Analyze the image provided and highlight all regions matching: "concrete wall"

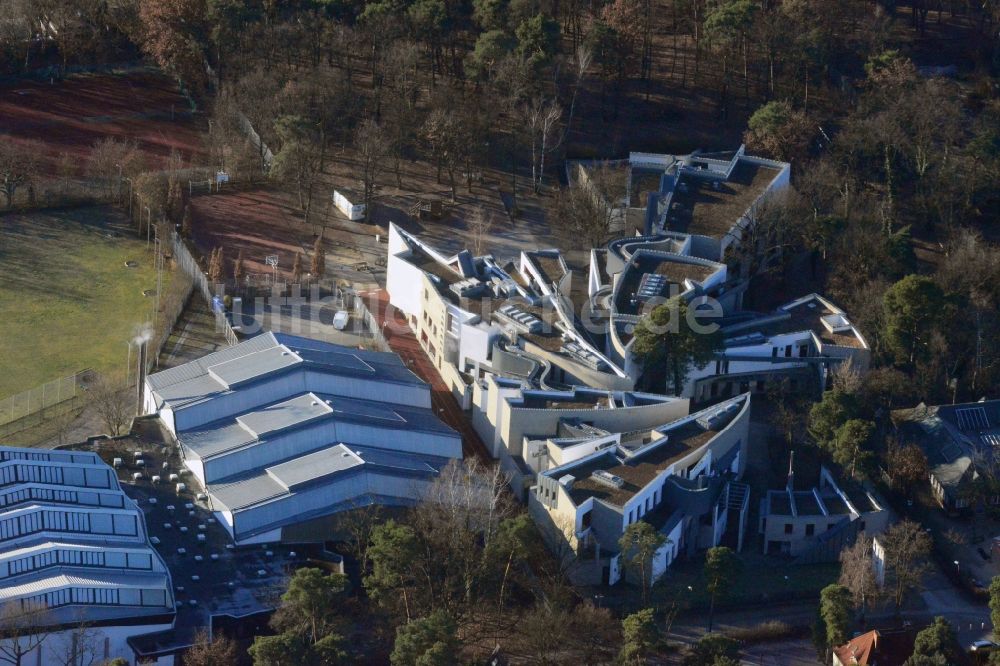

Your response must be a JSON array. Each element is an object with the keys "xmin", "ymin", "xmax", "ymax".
[{"xmin": 497, "ymin": 394, "xmax": 688, "ymax": 458}]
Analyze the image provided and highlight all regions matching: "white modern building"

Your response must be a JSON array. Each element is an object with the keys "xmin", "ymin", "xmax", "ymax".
[
  {"xmin": 386, "ymin": 224, "xmax": 632, "ymax": 404},
  {"xmin": 471, "ymin": 375, "xmax": 689, "ymax": 485},
  {"xmin": 528, "ymin": 394, "xmax": 752, "ymax": 585},
  {"xmin": 0, "ymin": 446, "xmax": 174, "ymax": 665},
  {"xmin": 684, "ymin": 293, "xmax": 871, "ymax": 401},
  {"xmin": 759, "ymin": 465, "xmax": 888, "ymax": 559},
  {"xmin": 143, "ymin": 332, "xmax": 463, "ymax": 545},
  {"xmin": 568, "ymin": 145, "xmax": 792, "ymax": 262}
]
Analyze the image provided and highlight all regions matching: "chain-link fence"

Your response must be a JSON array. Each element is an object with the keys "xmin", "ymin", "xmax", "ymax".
[
  {"xmin": 0, "ymin": 369, "xmax": 95, "ymax": 436},
  {"xmin": 171, "ymin": 231, "xmax": 239, "ymax": 346}
]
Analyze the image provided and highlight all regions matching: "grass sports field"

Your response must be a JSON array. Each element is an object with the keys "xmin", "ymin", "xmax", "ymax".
[{"xmin": 0, "ymin": 207, "xmax": 162, "ymax": 399}]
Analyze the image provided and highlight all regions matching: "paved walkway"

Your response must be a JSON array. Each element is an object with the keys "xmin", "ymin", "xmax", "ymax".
[{"xmin": 361, "ymin": 289, "xmax": 491, "ymax": 462}]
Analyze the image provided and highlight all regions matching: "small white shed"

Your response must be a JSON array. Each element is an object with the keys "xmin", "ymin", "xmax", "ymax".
[{"xmin": 333, "ymin": 190, "xmax": 365, "ymax": 221}]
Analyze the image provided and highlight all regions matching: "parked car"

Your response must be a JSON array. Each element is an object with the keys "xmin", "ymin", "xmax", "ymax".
[
  {"xmin": 971, "ymin": 639, "xmax": 998, "ymax": 652},
  {"xmin": 333, "ymin": 310, "xmax": 350, "ymax": 330}
]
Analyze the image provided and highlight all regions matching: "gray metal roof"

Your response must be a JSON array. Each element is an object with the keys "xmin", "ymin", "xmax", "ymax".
[
  {"xmin": 236, "ymin": 393, "xmax": 333, "ymax": 439},
  {"xmin": 181, "ymin": 392, "xmax": 457, "ymax": 460},
  {"xmin": 208, "ymin": 443, "xmax": 449, "ymax": 512},
  {"xmin": 147, "ymin": 332, "xmax": 428, "ymax": 411},
  {"xmin": 267, "ymin": 444, "xmax": 364, "ymax": 491}
]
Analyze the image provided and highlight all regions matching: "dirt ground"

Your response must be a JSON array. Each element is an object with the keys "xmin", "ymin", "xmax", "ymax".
[
  {"xmin": 188, "ymin": 144, "xmax": 563, "ymax": 299},
  {"xmin": 0, "ymin": 68, "xmax": 206, "ymax": 175}
]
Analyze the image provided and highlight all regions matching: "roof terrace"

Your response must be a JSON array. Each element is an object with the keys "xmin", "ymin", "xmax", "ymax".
[
  {"xmin": 614, "ymin": 253, "xmax": 719, "ymax": 316},
  {"xmin": 667, "ymin": 161, "xmax": 780, "ymax": 238},
  {"xmin": 567, "ymin": 423, "xmax": 719, "ymax": 506}
]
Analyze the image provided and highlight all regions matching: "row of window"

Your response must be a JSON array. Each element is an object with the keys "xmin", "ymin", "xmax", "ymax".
[
  {"xmin": 0, "ymin": 486, "xmax": 124, "ymax": 511},
  {"xmin": 0, "ymin": 463, "xmax": 64, "ymax": 487},
  {"xmin": 0, "ymin": 509, "xmax": 138, "ymax": 542},
  {"xmin": 19, "ymin": 586, "xmax": 168, "ymax": 612},
  {"xmin": 3, "ymin": 547, "xmax": 154, "ymax": 578},
  {"xmin": 625, "ymin": 488, "xmax": 662, "ymax": 526},
  {"xmin": 771, "ymin": 344, "xmax": 810, "ymax": 359},
  {"xmin": 767, "ymin": 518, "xmax": 864, "ymax": 537}
]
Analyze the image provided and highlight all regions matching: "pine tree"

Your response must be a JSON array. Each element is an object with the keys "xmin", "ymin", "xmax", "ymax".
[{"xmin": 310, "ymin": 236, "xmax": 325, "ymax": 279}]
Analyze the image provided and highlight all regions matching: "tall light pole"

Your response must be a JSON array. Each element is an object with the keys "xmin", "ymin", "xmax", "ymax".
[{"xmin": 124, "ymin": 177, "xmax": 134, "ymax": 217}]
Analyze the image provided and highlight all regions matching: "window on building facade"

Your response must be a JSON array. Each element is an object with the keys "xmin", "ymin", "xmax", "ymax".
[{"xmin": 784, "ymin": 523, "xmax": 793, "ymax": 534}]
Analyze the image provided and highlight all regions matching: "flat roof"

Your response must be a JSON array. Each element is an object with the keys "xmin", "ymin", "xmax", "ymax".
[
  {"xmin": 267, "ymin": 444, "xmax": 364, "ymax": 491},
  {"xmin": 614, "ymin": 252, "xmax": 722, "ymax": 316},
  {"xmin": 550, "ymin": 395, "xmax": 747, "ymax": 507},
  {"xmin": 723, "ymin": 295, "xmax": 867, "ymax": 350},
  {"xmin": 667, "ymin": 161, "xmax": 780, "ymax": 238},
  {"xmin": 208, "ymin": 345, "xmax": 302, "ymax": 387},
  {"xmin": 568, "ymin": 425, "xmax": 719, "ymax": 506},
  {"xmin": 528, "ymin": 252, "xmax": 567, "ymax": 285},
  {"xmin": 235, "ymin": 393, "xmax": 333, "ymax": 439}
]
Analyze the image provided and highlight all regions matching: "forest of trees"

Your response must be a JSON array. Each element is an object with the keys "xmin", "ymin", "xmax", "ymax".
[
  {"xmin": 2, "ymin": 1, "xmax": 1000, "ymax": 661},
  {"xmin": 4, "ymin": 0, "xmax": 997, "ymax": 402}
]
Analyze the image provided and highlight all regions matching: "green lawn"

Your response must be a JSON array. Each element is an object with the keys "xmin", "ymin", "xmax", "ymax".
[
  {"xmin": 651, "ymin": 555, "xmax": 840, "ymax": 611},
  {"xmin": 0, "ymin": 207, "xmax": 162, "ymax": 399}
]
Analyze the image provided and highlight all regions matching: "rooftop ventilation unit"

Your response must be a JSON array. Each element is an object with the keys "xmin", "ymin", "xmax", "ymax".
[
  {"xmin": 696, "ymin": 401, "xmax": 741, "ymax": 431},
  {"xmin": 449, "ymin": 277, "xmax": 489, "ymax": 299},
  {"xmin": 562, "ymin": 341, "xmax": 609, "ymax": 372},
  {"xmin": 558, "ymin": 474, "xmax": 575, "ymax": 489},
  {"xmin": 633, "ymin": 273, "xmax": 670, "ymax": 305},
  {"xmin": 590, "ymin": 469, "xmax": 625, "ymax": 489},
  {"xmin": 494, "ymin": 304, "xmax": 544, "ymax": 334}
]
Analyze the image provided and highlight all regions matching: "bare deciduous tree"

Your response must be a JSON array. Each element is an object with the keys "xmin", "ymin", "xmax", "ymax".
[
  {"xmin": 90, "ymin": 374, "xmax": 132, "ymax": 437},
  {"xmin": 356, "ymin": 119, "xmax": 389, "ymax": 221},
  {"xmin": 468, "ymin": 207, "xmax": 494, "ymax": 256},
  {"xmin": 182, "ymin": 630, "xmax": 239, "ymax": 666},
  {"xmin": 838, "ymin": 535, "xmax": 880, "ymax": 617},
  {"xmin": 881, "ymin": 519, "xmax": 932, "ymax": 610},
  {"xmin": 552, "ymin": 162, "xmax": 627, "ymax": 249},
  {"xmin": 0, "ymin": 602, "xmax": 51, "ymax": 666},
  {"xmin": 85, "ymin": 138, "xmax": 143, "ymax": 200},
  {"xmin": 48, "ymin": 618, "xmax": 101, "ymax": 666},
  {"xmin": 525, "ymin": 96, "xmax": 562, "ymax": 193},
  {"xmin": 0, "ymin": 140, "xmax": 41, "ymax": 209}
]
